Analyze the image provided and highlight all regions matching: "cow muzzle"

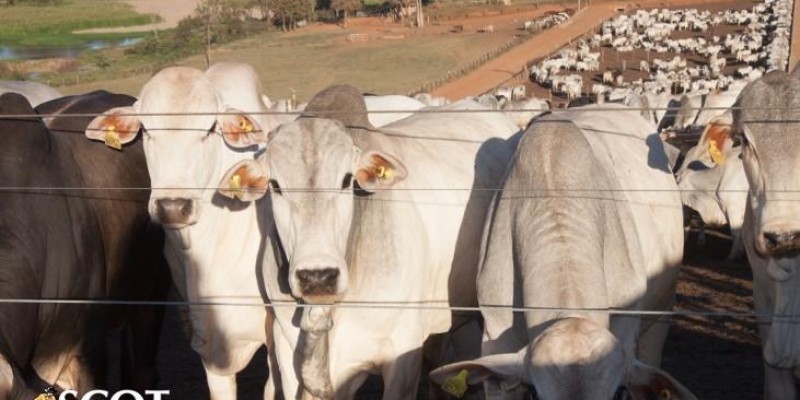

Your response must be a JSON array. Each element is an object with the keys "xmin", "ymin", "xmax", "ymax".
[
  {"xmin": 757, "ymin": 230, "xmax": 800, "ymax": 260},
  {"xmin": 295, "ymin": 268, "xmax": 341, "ymax": 303},
  {"xmin": 154, "ymin": 198, "xmax": 198, "ymax": 229}
]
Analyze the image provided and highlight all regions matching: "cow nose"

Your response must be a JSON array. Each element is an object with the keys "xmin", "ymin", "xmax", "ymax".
[
  {"xmin": 155, "ymin": 198, "xmax": 195, "ymax": 227},
  {"xmin": 762, "ymin": 231, "xmax": 800, "ymax": 257},
  {"xmin": 296, "ymin": 268, "xmax": 340, "ymax": 297}
]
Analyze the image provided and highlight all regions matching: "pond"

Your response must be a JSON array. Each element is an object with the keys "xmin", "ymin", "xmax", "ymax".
[{"xmin": 0, "ymin": 37, "xmax": 143, "ymax": 61}]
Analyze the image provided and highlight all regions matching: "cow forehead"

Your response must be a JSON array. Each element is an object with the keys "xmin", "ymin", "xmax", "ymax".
[
  {"xmin": 138, "ymin": 68, "xmax": 220, "ymax": 133},
  {"xmin": 268, "ymin": 118, "xmax": 355, "ymax": 179}
]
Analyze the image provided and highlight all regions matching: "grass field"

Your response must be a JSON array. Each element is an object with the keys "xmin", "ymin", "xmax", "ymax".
[
  {"xmin": 0, "ymin": 0, "xmax": 160, "ymax": 47},
  {"xmin": 60, "ymin": 27, "xmax": 514, "ymax": 101}
]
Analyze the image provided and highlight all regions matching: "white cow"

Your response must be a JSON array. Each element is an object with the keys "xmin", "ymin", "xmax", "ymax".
[
  {"xmin": 0, "ymin": 80, "xmax": 62, "ymax": 107},
  {"xmin": 726, "ymin": 71, "xmax": 800, "ymax": 399},
  {"xmin": 673, "ymin": 90, "xmax": 738, "ymax": 131},
  {"xmin": 363, "ymin": 94, "xmax": 425, "ymax": 127},
  {"xmin": 218, "ymin": 85, "xmax": 520, "ymax": 399},
  {"xmin": 84, "ymin": 63, "xmax": 280, "ymax": 400},
  {"xmin": 430, "ymin": 105, "xmax": 694, "ymax": 400},
  {"xmin": 675, "ymin": 113, "xmax": 747, "ymax": 259},
  {"xmin": 501, "ymin": 97, "xmax": 550, "ymax": 129}
]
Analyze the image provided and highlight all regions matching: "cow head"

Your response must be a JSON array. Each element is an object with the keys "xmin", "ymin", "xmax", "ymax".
[
  {"xmin": 430, "ymin": 318, "xmax": 696, "ymax": 400},
  {"xmin": 85, "ymin": 66, "xmax": 264, "ymax": 234},
  {"xmin": 734, "ymin": 72, "xmax": 800, "ymax": 262},
  {"xmin": 733, "ymin": 71, "xmax": 800, "ymax": 368},
  {"xmin": 217, "ymin": 116, "xmax": 406, "ymax": 302},
  {"xmin": 675, "ymin": 113, "xmax": 738, "ymax": 228}
]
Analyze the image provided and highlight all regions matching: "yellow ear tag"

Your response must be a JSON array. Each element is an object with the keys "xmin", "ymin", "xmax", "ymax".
[
  {"xmin": 238, "ymin": 117, "xmax": 253, "ymax": 133},
  {"xmin": 376, "ymin": 165, "xmax": 394, "ymax": 181},
  {"xmin": 440, "ymin": 369, "xmax": 469, "ymax": 398},
  {"xmin": 229, "ymin": 173, "xmax": 243, "ymax": 200},
  {"xmin": 660, "ymin": 388, "xmax": 671, "ymax": 400},
  {"xmin": 104, "ymin": 125, "xmax": 122, "ymax": 150},
  {"xmin": 708, "ymin": 140, "xmax": 725, "ymax": 165},
  {"xmin": 34, "ymin": 388, "xmax": 56, "ymax": 400}
]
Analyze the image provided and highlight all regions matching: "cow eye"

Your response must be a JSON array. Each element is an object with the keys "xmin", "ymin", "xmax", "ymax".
[
  {"xmin": 613, "ymin": 386, "xmax": 629, "ymax": 400},
  {"xmin": 269, "ymin": 179, "xmax": 282, "ymax": 195},
  {"xmin": 341, "ymin": 173, "xmax": 353, "ymax": 190}
]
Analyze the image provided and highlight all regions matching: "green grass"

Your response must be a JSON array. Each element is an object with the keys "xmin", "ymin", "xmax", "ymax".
[
  {"xmin": 59, "ymin": 27, "xmax": 512, "ymax": 100},
  {"xmin": 0, "ymin": 0, "xmax": 161, "ymax": 47}
]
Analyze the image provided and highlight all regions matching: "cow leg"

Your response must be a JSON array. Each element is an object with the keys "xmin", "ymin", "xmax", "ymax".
[
  {"xmin": 763, "ymin": 364, "xmax": 796, "ymax": 400},
  {"xmin": 380, "ymin": 348, "xmax": 423, "ymax": 400},
  {"xmin": 0, "ymin": 354, "xmax": 13, "ymax": 398},
  {"xmin": 331, "ymin": 369, "xmax": 368, "ymax": 400},
  {"xmin": 0, "ymin": 356, "xmax": 35, "ymax": 400},
  {"xmin": 636, "ymin": 316, "xmax": 671, "ymax": 367},
  {"xmin": 275, "ymin": 328, "xmax": 301, "ymax": 400},
  {"xmin": 264, "ymin": 310, "xmax": 281, "ymax": 400},
  {"xmin": 56, "ymin": 353, "xmax": 94, "ymax": 395},
  {"xmin": 202, "ymin": 367, "xmax": 236, "ymax": 400},
  {"xmin": 128, "ymin": 303, "xmax": 167, "ymax": 391}
]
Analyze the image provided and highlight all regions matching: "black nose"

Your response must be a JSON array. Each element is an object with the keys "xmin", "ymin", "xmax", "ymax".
[
  {"xmin": 763, "ymin": 231, "xmax": 800, "ymax": 257},
  {"xmin": 296, "ymin": 268, "xmax": 340, "ymax": 297},
  {"xmin": 155, "ymin": 198, "xmax": 194, "ymax": 225}
]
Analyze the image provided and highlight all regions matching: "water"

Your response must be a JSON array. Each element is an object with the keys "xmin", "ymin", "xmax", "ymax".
[{"xmin": 0, "ymin": 37, "xmax": 143, "ymax": 61}]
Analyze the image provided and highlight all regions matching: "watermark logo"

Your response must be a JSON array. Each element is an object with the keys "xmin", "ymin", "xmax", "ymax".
[{"xmin": 57, "ymin": 390, "xmax": 169, "ymax": 400}]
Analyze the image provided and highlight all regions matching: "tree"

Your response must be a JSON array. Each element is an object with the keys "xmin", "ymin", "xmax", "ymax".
[
  {"xmin": 330, "ymin": 0, "xmax": 360, "ymax": 27},
  {"xmin": 272, "ymin": 0, "xmax": 315, "ymax": 31}
]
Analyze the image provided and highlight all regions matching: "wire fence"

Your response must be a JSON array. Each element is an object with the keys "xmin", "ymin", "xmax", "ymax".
[
  {"xmin": 1, "ymin": 104, "xmax": 800, "ymax": 119},
  {"xmin": 0, "ymin": 298, "xmax": 792, "ymax": 322},
  {"xmin": 1, "ymin": 103, "xmax": 798, "ymax": 320}
]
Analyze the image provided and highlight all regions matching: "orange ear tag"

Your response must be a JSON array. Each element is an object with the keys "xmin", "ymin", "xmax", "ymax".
[{"xmin": 104, "ymin": 125, "xmax": 122, "ymax": 151}]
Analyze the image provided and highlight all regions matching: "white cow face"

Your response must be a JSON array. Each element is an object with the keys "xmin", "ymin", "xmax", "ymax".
[
  {"xmin": 675, "ymin": 114, "xmax": 736, "ymax": 227},
  {"xmin": 217, "ymin": 118, "xmax": 406, "ymax": 303},
  {"xmin": 430, "ymin": 318, "xmax": 696, "ymax": 400},
  {"xmin": 732, "ymin": 72, "xmax": 800, "ymax": 368},
  {"xmin": 734, "ymin": 81, "xmax": 800, "ymax": 263},
  {"xmin": 85, "ymin": 67, "xmax": 264, "ymax": 232}
]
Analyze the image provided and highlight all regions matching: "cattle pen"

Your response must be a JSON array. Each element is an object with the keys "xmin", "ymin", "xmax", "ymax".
[{"xmin": 0, "ymin": 0, "xmax": 800, "ymax": 400}]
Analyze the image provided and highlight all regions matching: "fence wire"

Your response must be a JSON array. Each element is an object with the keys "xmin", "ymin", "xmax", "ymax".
[
  {"xmin": 0, "ymin": 298, "xmax": 793, "ymax": 323},
  {"xmin": 1, "ymin": 104, "xmax": 798, "ymax": 320},
  {"xmin": 0, "ymin": 104, "xmax": 800, "ymax": 119}
]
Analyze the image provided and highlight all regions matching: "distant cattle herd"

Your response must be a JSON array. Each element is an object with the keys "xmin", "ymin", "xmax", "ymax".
[{"xmin": 0, "ymin": 0, "xmax": 799, "ymax": 399}]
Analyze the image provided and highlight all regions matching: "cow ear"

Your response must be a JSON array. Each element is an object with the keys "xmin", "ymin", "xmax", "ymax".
[
  {"xmin": 218, "ymin": 159, "xmax": 269, "ymax": 202},
  {"xmin": 429, "ymin": 353, "xmax": 526, "ymax": 397},
  {"xmin": 626, "ymin": 360, "xmax": 698, "ymax": 400},
  {"xmin": 85, "ymin": 106, "xmax": 141, "ymax": 151},
  {"xmin": 699, "ymin": 116, "xmax": 732, "ymax": 165},
  {"xmin": 218, "ymin": 107, "xmax": 265, "ymax": 148},
  {"xmin": 354, "ymin": 150, "xmax": 407, "ymax": 192}
]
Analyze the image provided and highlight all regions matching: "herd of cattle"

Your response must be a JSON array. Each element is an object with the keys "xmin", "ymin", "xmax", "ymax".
[
  {"xmin": 526, "ymin": 0, "xmax": 791, "ymax": 108},
  {"xmin": 1, "ymin": 16, "xmax": 800, "ymax": 400}
]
